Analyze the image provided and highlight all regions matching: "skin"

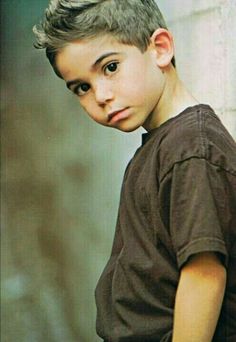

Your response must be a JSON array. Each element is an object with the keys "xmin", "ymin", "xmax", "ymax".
[
  {"xmin": 56, "ymin": 30, "xmax": 227, "ymax": 340},
  {"xmin": 173, "ymin": 252, "xmax": 226, "ymax": 342},
  {"xmin": 56, "ymin": 29, "xmax": 198, "ymax": 132}
]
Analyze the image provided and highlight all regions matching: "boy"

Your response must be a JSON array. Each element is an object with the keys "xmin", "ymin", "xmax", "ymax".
[{"xmin": 33, "ymin": 1, "xmax": 236, "ymax": 341}]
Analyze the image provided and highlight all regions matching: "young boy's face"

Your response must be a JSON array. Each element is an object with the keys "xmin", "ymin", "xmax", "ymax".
[{"xmin": 56, "ymin": 35, "xmax": 165, "ymax": 132}]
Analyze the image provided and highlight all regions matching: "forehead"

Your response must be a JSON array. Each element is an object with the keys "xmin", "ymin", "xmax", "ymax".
[{"xmin": 56, "ymin": 35, "xmax": 129, "ymax": 80}]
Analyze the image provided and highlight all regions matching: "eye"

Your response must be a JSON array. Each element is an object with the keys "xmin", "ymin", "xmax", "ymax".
[
  {"xmin": 104, "ymin": 62, "xmax": 119, "ymax": 75},
  {"xmin": 74, "ymin": 83, "xmax": 90, "ymax": 96}
]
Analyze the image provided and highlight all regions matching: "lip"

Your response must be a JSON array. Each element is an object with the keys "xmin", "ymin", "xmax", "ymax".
[{"xmin": 108, "ymin": 107, "xmax": 130, "ymax": 123}]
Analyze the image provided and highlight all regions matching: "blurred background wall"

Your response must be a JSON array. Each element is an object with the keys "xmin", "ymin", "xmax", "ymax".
[{"xmin": 1, "ymin": 1, "xmax": 235, "ymax": 341}]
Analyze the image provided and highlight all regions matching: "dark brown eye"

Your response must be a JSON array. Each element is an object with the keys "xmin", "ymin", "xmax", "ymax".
[
  {"xmin": 105, "ymin": 62, "xmax": 119, "ymax": 75},
  {"xmin": 107, "ymin": 62, "xmax": 118, "ymax": 72},
  {"xmin": 81, "ymin": 83, "xmax": 90, "ymax": 92},
  {"xmin": 75, "ymin": 83, "xmax": 90, "ymax": 96}
]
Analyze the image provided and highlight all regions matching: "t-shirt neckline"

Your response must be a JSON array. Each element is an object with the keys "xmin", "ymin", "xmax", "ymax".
[{"xmin": 141, "ymin": 104, "xmax": 216, "ymax": 146}]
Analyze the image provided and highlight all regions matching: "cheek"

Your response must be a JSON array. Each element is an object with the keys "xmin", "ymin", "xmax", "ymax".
[
  {"xmin": 118, "ymin": 72, "xmax": 145, "ymax": 101},
  {"xmin": 120, "ymin": 63, "xmax": 157, "ymax": 103},
  {"xmin": 80, "ymin": 98, "xmax": 104, "ymax": 122},
  {"xmin": 121, "ymin": 78, "xmax": 151, "ymax": 105},
  {"xmin": 80, "ymin": 97, "xmax": 96, "ymax": 115}
]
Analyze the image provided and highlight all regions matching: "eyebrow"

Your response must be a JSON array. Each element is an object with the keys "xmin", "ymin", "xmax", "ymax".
[
  {"xmin": 93, "ymin": 52, "xmax": 120, "ymax": 68},
  {"xmin": 66, "ymin": 52, "xmax": 120, "ymax": 90}
]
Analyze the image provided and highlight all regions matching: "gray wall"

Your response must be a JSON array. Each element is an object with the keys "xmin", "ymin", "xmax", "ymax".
[
  {"xmin": 1, "ymin": 1, "xmax": 235, "ymax": 342},
  {"xmin": 158, "ymin": 0, "xmax": 236, "ymax": 135}
]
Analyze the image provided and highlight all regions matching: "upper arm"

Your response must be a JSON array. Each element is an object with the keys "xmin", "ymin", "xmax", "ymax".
[
  {"xmin": 166, "ymin": 158, "xmax": 231, "ymax": 269},
  {"xmin": 179, "ymin": 252, "xmax": 227, "ymax": 293},
  {"xmin": 173, "ymin": 252, "xmax": 227, "ymax": 342}
]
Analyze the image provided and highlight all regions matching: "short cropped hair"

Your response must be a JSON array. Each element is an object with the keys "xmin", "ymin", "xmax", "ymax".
[{"xmin": 33, "ymin": 0, "xmax": 175, "ymax": 77}]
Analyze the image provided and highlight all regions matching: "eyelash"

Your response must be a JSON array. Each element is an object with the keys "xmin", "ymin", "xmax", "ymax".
[{"xmin": 73, "ymin": 61, "xmax": 120, "ymax": 97}]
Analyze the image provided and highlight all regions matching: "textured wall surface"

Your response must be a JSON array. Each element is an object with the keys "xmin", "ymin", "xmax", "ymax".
[
  {"xmin": 1, "ymin": 1, "xmax": 235, "ymax": 342},
  {"xmin": 158, "ymin": 0, "xmax": 236, "ymax": 136}
]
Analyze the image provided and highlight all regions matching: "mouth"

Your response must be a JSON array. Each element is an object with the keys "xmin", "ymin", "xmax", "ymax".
[{"xmin": 107, "ymin": 107, "xmax": 130, "ymax": 123}]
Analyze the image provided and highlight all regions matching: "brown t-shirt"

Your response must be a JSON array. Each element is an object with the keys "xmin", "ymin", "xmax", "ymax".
[{"xmin": 95, "ymin": 104, "xmax": 236, "ymax": 342}]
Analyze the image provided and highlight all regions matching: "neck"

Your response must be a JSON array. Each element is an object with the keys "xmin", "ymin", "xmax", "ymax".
[{"xmin": 143, "ymin": 66, "xmax": 199, "ymax": 131}]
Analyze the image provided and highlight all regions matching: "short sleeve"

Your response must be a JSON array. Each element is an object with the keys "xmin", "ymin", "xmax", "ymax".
[{"xmin": 167, "ymin": 157, "xmax": 232, "ymax": 269}]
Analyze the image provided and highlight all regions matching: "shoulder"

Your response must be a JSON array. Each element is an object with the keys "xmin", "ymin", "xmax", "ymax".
[{"xmin": 152, "ymin": 104, "xmax": 236, "ymax": 180}]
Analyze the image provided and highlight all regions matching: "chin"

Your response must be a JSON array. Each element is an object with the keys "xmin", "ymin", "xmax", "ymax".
[
  {"xmin": 113, "ymin": 117, "xmax": 144, "ymax": 133},
  {"xmin": 115, "ymin": 122, "xmax": 142, "ymax": 133}
]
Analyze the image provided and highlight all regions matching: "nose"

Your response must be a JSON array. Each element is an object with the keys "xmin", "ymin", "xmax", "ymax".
[{"xmin": 94, "ymin": 80, "xmax": 114, "ymax": 105}]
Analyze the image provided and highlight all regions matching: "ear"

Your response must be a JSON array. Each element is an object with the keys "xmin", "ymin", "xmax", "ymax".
[{"xmin": 150, "ymin": 28, "xmax": 174, "ymax": 68}]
